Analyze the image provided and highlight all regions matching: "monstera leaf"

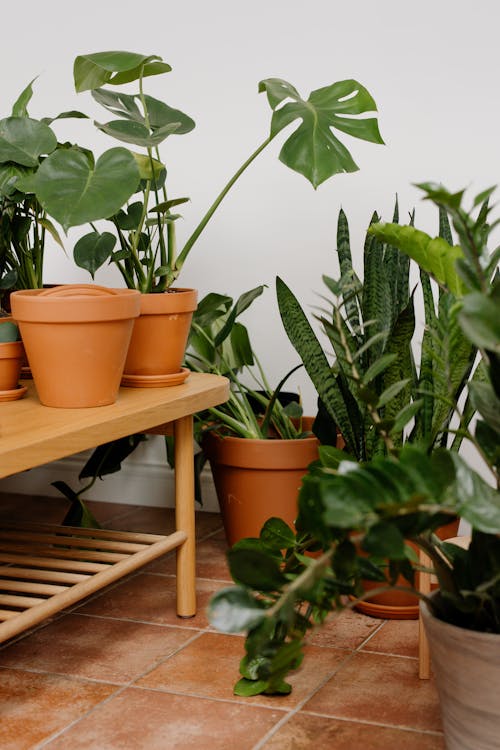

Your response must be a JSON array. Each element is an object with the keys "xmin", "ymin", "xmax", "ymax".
[
  {"xmin": 22, "ymin": 147, "xmax": 140, "ymax": 231},
  {"xmin": 0, "ymin": 117, "xmax": 57, "ymax": 167},
  {"xmin": 74, "ymin": 51, "xmax": 172, "ymax": 92},
  {"xmin": 258, "ymin": 78, "xmax": 384, "ymax": 188}
]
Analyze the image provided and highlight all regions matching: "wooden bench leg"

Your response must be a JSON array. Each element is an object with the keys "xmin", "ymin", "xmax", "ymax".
[
  {"xmin": 174, "ymin": 415, "xmax": 196, "ymax": 618},
  {"xmin": 418, "ymin": 548, "xmax": 431, "ymax": 679}
]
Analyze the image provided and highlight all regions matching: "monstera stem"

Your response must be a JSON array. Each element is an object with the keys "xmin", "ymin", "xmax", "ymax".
[{"xmin": 175, "ymin": 135, "xmax": 275, "ymax": 274}]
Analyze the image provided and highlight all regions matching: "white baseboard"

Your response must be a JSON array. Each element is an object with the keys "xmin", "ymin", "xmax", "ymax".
[{"xmin": 0, "ymin": 454, "xmax": 221, "ymax": 513}]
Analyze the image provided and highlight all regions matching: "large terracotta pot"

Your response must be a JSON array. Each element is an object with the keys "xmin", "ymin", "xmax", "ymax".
[
  {"xmin": 11, "ymin": 284, "xmax": 141, "ymax": 408},
  {"xmin": 203, "ymin": 418, "xmax": 319, "ymax": 546},
  {"xmin": 421, "ymin": 597, "xmax": 500, "ymax": 750},
  {"xmin": 354, "ymin": 518, "xmax": 461, "ymax": 620},
  {"xmin": 122, "ymin": 288, "xmax": 197, "ymax": 387}
]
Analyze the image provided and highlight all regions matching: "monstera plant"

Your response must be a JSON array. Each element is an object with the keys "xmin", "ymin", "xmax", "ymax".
[{"xmin": 39, "ymin": 50, "xmax": 386, "ymax": 292}]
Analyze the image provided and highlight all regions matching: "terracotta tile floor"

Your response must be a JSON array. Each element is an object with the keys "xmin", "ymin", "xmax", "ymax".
[{"xmin": 0, "ymin": 493, "xmax": 445, "ymax": 749}]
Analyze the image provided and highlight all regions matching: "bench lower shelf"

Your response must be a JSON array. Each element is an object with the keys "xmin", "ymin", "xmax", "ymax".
[{"xmin": 0, "ymin": 522, "xmax": 185, "ymax": 643}]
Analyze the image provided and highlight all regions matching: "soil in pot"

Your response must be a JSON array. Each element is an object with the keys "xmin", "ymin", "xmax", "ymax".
[
  {"xmin": 123, "ymin": 288, "xmax": 197, "ymax": 386},
  {"xmin": 11, "ymin": 285, "xmax": 141, "ymax": 408}
]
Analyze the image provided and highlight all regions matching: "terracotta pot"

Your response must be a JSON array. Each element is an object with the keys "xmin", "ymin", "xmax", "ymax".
[
  {"xmin": 122, "ymin": 288, "xmax": 197, "ymax": 386},
  {"xmin": 11, "ymin": 284, "xmax": 141, "ymax": 408},
  {"xmin": 354, "ymin": 517, "xmax": 460, "ymax": 620},
  {"xmin": 203, "ymin": 417, "xmax": 319, "ymax": 546},
  {"xmin": 0, "ymin": 318, "xmax": 24, "ymax": 395},
  {"xmin": 421, "ymin": 597, "xmax": 500, "ymax": 749}
]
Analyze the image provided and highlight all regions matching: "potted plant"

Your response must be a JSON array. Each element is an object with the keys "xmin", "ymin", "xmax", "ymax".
[
  {"xmin": 208, "ymin": 184, "xmax": 500, "ymax": 749},
  {"xmin": 0, "ymin": 318, "xmax": 25, "ymax": 399},
  {"xmin": 273, "ymin": 203, "xmax": 473, "ymax": 616},
  {"xmin": 185, "ymin": 284, "xmax": 323, "ymax": 545},
  {"xmin": 31, "ymin": 50, "xmax": 384, "ymax": 384}
]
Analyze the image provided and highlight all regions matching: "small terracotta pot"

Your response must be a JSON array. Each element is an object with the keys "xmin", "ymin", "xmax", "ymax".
[
  {"xmin": 354, "ymin": 517, "xmax": 460, "ymax": 620},
  {"xmin": 0, "ymin": 317, "xmax": 23, "ymax": 392},
  {"xmin": 123, "ymin": 288, "xmax": 197, "ymax": 385},
  {"xmin": 203, "ymin": 417, "xmax": 319, "ymax": 546},
  {"xmin": 11, "ymin": 284, "xmax": 141, "ymax": 408},
  {"xmin": 421, "ymin": 597, "xmax": 500, "ymax": 749}
]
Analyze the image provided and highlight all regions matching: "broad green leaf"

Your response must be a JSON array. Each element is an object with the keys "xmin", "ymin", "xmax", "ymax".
[
  {"xmin": 91, "ymin": 88, "xmax": 143, "ymax": 122},
  {"xmin": 234, "ymin": 678, "xmax": 272, "ymax": 696},
  {"xmin": 74, "ymin": 51, "xmax": 170, "ymax": 92},
  {"xmin": 228, "ymin": 548, "xmax": 287, "ymax": 590},
  {"xmin": 259, "ymin": 78, "xmax": 383, "ymax": 188},
  {"xmin": 318, "ymin": 445, "xmax": 356, "ymax": 469},
  {"xmin": 469, "ymin": 381, "xmax": 500, "ymax": 433},
  {"xmin": 259, "ymin": 517, "xmax": 296, "ymax": 551},
  {"xmin": 0, "ymin": 163, "xmax": 31, "ymax": 197},
  {"xmin": 143, "ymin": 95, "xmax": 195, "ymax": 133},
  {"xmin": 131, "ymin": 152, "xmax": 164, "ymax": 181},
  {"xmin": 25, "ymin": 147, "xmax": 140, "ymax": 231},
  {"xmin": 73, "ymin": 231, "xmax": 116, "ymax": 278},
  {"xmin": 11, "ymin": 78, "xmax": 36, "ymax": 117},
  {"xmin": 95, "ymin": 119, "xmax": 182, "ymax": 147},
  {"xmin": 0, "ymin": 117, "xmax": 57, "ymax": 167},
  {"xmin": 208, "ymin": 586, "xmax": 266, "ymax": 633},
  {"xmin": 370, "ymin": 223, "xmax": 465, "ymax": 296},
  {"xmin": 41, "ymin": 110, "xmax": 89, "ymax": 125},
  {"xmin": 0, "ymin": 320, "xmax": 19, "ymax": 342},
  {"xmin": 449, "ymin": 454, "xmax": 500, "ymax": 533}
]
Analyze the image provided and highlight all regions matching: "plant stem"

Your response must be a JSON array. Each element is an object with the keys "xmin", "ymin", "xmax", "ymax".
[{"xmin": 175, "ymin": 135, "xmax": 275, "ymax": 273}]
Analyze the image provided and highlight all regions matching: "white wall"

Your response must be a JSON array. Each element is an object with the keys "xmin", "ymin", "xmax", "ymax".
[{"xmin": 2, "ymin": 0, "xmax": 499, "ymax": 506}]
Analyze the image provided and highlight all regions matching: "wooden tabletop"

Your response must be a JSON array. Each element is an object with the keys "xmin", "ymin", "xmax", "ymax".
[{"xmin": 0, "ymin": 373, "xmax": 229, "ymax": 478}]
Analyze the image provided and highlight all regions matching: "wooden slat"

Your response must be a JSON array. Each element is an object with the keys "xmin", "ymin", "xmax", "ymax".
[
  {"xmin": 0, "ymin": 609, "xmax": 20, "ymax": 621},
  {"xmin": 0, "ymin": 543, "xmax": 128, "ymax": 563},
  {"xmin": 0, "ymin": 579, "xmax": 68, "ymax": 596},
  {"xmin": 0, "ymin": 530, "xmax": 148, "ymax": 554},
  {"xmin": 0, "ymin": 594, "xmax": 45, "ymax": 608},
  {"xmin": 0, "ymin": 525, "xmax": 188, "ymax": 643},
  {"xmin": 0, "ymin": 553, "xmax": 108, "ymax": 573},
  {"xmin": 0, "ymin": 566, "xmax": 89, "ymax": 584},
  {"xmin": 2, "ymin": 522, "xmax": 168, "ymax": 544}
]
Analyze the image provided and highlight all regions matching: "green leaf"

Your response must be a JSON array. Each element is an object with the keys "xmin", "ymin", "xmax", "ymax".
[
  {"xmin": 207, "ymin": 586, "xmax": 266, "ymax": 633},
  {"xmin": 390, "ymin": 400, "xmax": 423, "ymax": 434},
  {"xmin": 362, "ymin": 521, "xmax": 407, "ymax": 559},
  {"xmin": 132, "ymin": 153, "xmax": 165, "ymax": 181},
  {"xmin": 469, "ymin": 381, "xmax": 500, "ymax": 433},
  {"xmin": 11, "ymin": 78, "xmax": 36, "ymax": 117},
  {"xmin": 0, "ymin": 163, "xmax": 31, "ymax": 197},
  {"xmin": 259, "ymin": 517, "xmax": 296, "ymax": 551},
  {"xmin": 369, "ymin": 223, "xmax": 465, "ymax": 296},
  {"xmin": 228, "ymin": 548, "xmax": 287, "ymax": 590},
  {"xmin": 74, "ymin": 51, "xmax": 171, "ymax": 92},
  {"xmin": 459, "ymin": 292, "xmax": 500, "ymax": 353},
  {"xmin": 25, "ymin": 147, "xmax": 140, "ymax": 231},
  {"xmin": 39, "ymin": 217, "xmax": 65, "ymax": 250},
  {"xmin": 376, "ymin": 379, "xmax": 410, "ymax": 408},
  {"xmin": 449, "ymin": 454, "xmax": 500, "ymax": 533},
  {"xmin": 362, "ymin": 354, "xmax": 397, "ymax": 385},
  {"xmin": 0, "ymin": 321, "xmax": 20, "ymax": 342},
  {"xmin": 95, "ymin": 119, "xmax": 182, "ymax": 147},
  {"xmin": 259, "ymin": 78, "xmax": 383, "ymax": 188},
  {"xmin": 234, "ymin": 678, "xmax": 272, "ymax": 696},
  {"xmin": 0, "ymin": 117, "xmax": 57, "ymax": 167},
  {"xmin": 73, "ymin": 231, "xmax": 116, "ymax": 278}
]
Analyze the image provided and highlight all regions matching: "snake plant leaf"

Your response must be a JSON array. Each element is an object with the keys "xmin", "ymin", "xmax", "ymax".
[
  {"xmin": 73, "ymin": 231, "xmax": 117, "ymax": 278},
  {"xmin": 74, "ymin": 51, "xmax": 171, "ymax": 92},
  {"xmin": 0, "ymin": 117, "xmax": 57, "ymax": 167},
  {"xmin": 94, "ymin": 119, "xmax": 183, "ymax": 148},
  {"xmin": 11, "ymin": 78, "xmax": 36, "ymax": 117},
  {"xmin": 23, "ymin": 146, "xmax": 140, "ymax": 231},
  {"xmin": 369, "ymin": 223, "xmax": 465, "ymax": 297},
  {"xmin": 362, "ymin": 219, "xmax": 392, "ymax": 362},
  {"xmin": 259, "ymin": 78, "xmax": 383, "ymax": 188},
  {"xmin": 276, "ymin": 276, "xmax": 358, "ymax": 454}
]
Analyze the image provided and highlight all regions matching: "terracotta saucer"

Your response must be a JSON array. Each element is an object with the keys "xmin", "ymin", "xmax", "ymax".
[
  {"xmin": 0, "ymin": 384, "xmax": 28, "ymax": 402},
  {"xmin": 121, "ymin": 367, "xmax": 190, "ymax": 388}
]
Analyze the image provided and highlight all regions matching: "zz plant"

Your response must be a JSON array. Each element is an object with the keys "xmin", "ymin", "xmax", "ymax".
[{"xmin": 208, "ymin": 185, "xmax": 500, "ymax": 696}]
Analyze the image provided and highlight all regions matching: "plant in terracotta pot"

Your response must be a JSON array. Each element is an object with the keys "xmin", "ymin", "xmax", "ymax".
[
  {"xmin": 208, "ymin": 184, "xmax": 500, "ymax": 750},
  {"xmin": 184, "ymin": 285, "xmax": 324, "ymax": 545},
  {"xmin": 274, "ymin": 202, "xmax": 475, "ymax": 617},
  {"xmin": 0, "ymin": 318, "xmax": 25, "ymax": 399},
  {"xmin": 39, "ymin": 50, "xmax": 384, "ymax": 385}
]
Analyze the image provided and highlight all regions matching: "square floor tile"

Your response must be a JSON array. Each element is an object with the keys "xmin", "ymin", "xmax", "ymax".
[
  {"xmin": 303, "ymin": 650, "xmax": 443, "ymax": 732},
  {"xmin": 306, "ymin": 608, "xmax": 384, "ymax": 650},
  {"xmin": 43, "ymin": 687, "xmax": 284, "ymax": 750},
  {"xmin": 361, "ymin": 618, "xmax": 419, "ymax": 658},
  {"xmin": 147, "ymin": 536, "xmax": 231, "ymax": 581},
  {"xmin": 0, "ymin": 613, "xmax": 195, "ymax": 684},
  {"xmin": 0, "ymin": 668, "xmax": 115, "ymax": 750},
  {"xmin": 137, "ymin": 631, "xmax": 350, "ymax": 709},
  {"xmin": 76, "ymin": 573, "xmax": 222, "ymax": 629},
  {"xmin": 261, "ymin": 713, "xmax": 444, "ymax": 749}
]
